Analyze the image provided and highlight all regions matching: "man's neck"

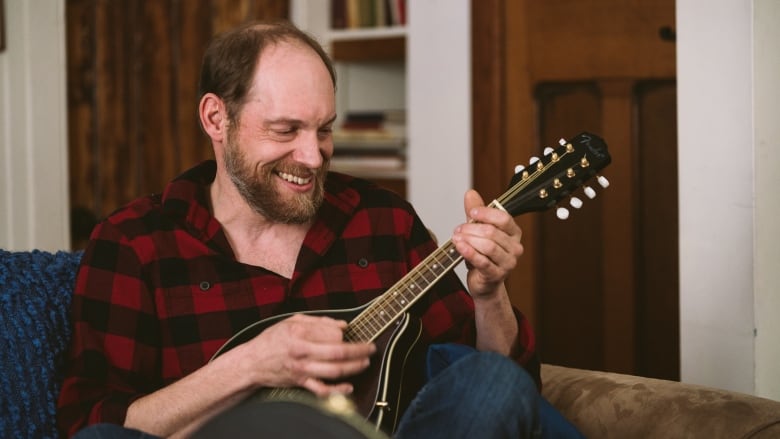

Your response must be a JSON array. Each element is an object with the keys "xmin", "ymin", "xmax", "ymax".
[{"xmin": 208, "ymin": 174, "xmax": 311, "ymax": 278}]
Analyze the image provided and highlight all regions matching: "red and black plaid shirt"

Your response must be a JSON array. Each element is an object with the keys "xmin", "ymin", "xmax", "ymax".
[{"xmin": 57, "ymin": 160, "xmax": 539, "ymax": 436}]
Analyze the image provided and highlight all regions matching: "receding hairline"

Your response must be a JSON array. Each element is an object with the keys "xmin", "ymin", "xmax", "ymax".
[{"xmin": 237, "ymin": 21, "xmax": 335, "ymax": 85}]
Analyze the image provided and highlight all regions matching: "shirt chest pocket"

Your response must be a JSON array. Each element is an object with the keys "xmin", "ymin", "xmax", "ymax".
[{"xmin": 154, "ymin": 258, "xmax": 285, "ymax": 317}]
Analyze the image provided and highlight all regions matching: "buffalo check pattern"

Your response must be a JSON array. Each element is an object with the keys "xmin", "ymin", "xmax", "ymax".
[{"xmin": 57, "ymin": 160, "xmax": 540, "ymax": 435}]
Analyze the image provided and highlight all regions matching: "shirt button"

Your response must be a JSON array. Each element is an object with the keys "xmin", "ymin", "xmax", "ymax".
[
  {"xmin": 357, "ymin": 258, "xmax": 369, "ymax": 268},
  {"xmin": 199, "ymin": 281, "xmax": 211, "ymax": 291}
]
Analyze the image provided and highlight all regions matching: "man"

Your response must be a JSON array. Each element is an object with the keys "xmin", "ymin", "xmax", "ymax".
[{"xmin": 57, "ymin": 21, "xmax": 542, "ymax": 438}]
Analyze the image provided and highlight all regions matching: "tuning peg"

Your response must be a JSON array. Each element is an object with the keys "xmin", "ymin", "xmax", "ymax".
[
  {"xmin": 569, "ymin": 197, "xmax": 583, "ymax": 209},
  {"xmin": 514, "ymin": 164, "xmax": 525, "ymax": 174},
  {"xmin": 597, "ymin": 175, "xmax": 610, "ymax": 188},
  {"xmin": 556, "ymin": 207, "xmax": 570, "ymax": 220},
  {"xmin": 584, "ymin": 186, "xmax": 597, "ymax": 199},
  {"xmin": 558, "ymin": 138, "xmax": 567, "ymax": 146},
  {"xmin": 543, "ymin": 147, "xmax": 554, "ymax": 156},
  {"xmin": 529, "ymin": 156, "xmax": 540, "ymax": 166}
]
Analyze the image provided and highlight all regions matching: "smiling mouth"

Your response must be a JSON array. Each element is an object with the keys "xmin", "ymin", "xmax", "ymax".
[{"xmin": 276, "ymin": 171, "xmax": 312, "ymax": 185}]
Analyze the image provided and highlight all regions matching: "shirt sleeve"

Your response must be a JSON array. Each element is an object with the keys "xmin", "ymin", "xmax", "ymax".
[
  {"xmin": 57, "ymin": 219, "xmax": 160, "ymax": 437},
  {"xmin": 406, "ymin": 211, "xmax": 542, "ymax": 390}
]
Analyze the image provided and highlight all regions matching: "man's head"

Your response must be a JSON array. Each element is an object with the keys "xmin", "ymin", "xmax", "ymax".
[
  {"xmin": 198, "ymin": 21, "xmax": 337, "ymax": 224},
  {"xmin": 198, "ymin": 21, "xmax": 336, "ymax": 126}
]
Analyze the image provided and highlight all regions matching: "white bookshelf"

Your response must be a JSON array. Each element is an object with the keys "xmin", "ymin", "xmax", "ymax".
[
  {"xmin": 293, "ymin": 0, "xmax": 472, "ymax": 250},
  {"xmin": 291, "ymin": 0, "xmax": 407, "ymax": 184}
]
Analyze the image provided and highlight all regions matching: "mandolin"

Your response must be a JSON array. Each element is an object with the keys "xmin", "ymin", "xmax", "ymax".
[{"xmin": 211, "ymin": 131, "xmax": 612, "ymax": 434}]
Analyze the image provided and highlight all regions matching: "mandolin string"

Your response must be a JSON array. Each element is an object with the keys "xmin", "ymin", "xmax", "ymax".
[
  {"xmin": 496, "ymin": 147, "xmax": 574, "ymax": 207},
  {"xmin": 348, "ymin": 146, "xmax": 575, "ymax": 343},
  {"xmin": 347, "ymin": 243, "xmax": 460, "ymax": 343},
  {"xmin": 347, "ymin": 159, "xmax": 552, "ymax": 342},
  {"xmin": 347, "ymin": 246, "xmax": 452, "ymax": 341}
]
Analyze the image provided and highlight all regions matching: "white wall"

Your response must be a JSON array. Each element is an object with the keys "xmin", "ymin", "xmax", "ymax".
[
  {"xmin": 0, "ymin": 0, "xmax": 69, "ymax": 251},
  {"xmin": 678, "ymin": 0, "xmax": 780, "ymax": 399},
  {"xmin": 406, "ymin": 0, "xmax": 471, "ymax": 246},
  {"xmin": 752, "ymin": 0, "xmax": 780, "ymax": 400}
]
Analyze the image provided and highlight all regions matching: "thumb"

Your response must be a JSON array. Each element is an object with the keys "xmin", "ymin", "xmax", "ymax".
[{"xmin": 464, "ymin": 189, "xmax": 486, "ymax": 220}]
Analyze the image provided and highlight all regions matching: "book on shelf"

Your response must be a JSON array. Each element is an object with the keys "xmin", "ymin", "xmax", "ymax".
[
  {"xmin": 329, "ymin": 109, "xmax": 406, "ymax": 178},
  {"xmin": 330, "ymin": 154, "xmax": 404, "ymax": 170},
  {"xmin": 329, "ymin": 153, "xmax": 406, "ymax": 179},
  {"xmin": 331, "ymin": 0, "xmax": 407, "ymax": 30},
  {"xmin": 333, "ymin": 109, "xmax": 406, "ymax": 152},
  {"xmin": 333, "ymin": 129, "xmax": 405, "ymax": 151}
]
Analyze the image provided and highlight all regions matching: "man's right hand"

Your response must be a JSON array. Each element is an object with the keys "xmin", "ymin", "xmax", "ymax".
[{"xmin": 236, "ymin": 314, "xmax": 376, "ymax": 396}]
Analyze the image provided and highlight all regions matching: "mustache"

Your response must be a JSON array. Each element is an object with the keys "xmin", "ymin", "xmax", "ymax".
[{"xmin": 265, "ymin": 157, "xmax": 330, "ymax": 178}]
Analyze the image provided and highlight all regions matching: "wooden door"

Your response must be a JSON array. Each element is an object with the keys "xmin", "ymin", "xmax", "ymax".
[
  {"xmin": 66, "ymin": 0, "xmax": 288, "ymax": 248},
  {"xmin": 472, "ymin": 0, "xmax": 678, "ymax": 379}
]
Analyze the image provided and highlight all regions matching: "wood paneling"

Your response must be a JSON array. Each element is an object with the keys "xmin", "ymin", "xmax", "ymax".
[
  {"xmin": 473, "ymin": 0, "xmax": 678, "ymax": 379},
  {"xmin": 536, "ymin": 83, "xmax": 605, "ymax": 370},
  {"xmin": 66, "ymin": 0, "xmax": 288, "ymax": 243},
  {"xmin": 636, "ymin": 80, "xmax": 679, "ymax": 380},
  {"xmin": 472, "ymin": 0, "xmax": 541, "ymax": 322},
  {"xmin": 525, "ymin": 0, "xmax": 675, "ymax": 81}
]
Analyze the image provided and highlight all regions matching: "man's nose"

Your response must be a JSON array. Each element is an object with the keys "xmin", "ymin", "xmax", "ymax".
[{"xmin": 292, "ymin": 130, "xmax": 325, "ymax": 169}]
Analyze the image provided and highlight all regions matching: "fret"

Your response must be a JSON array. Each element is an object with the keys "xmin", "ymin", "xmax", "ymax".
[
  {"xmin": 442, "ymin": 244, "xmax": 460, "ymax": 263},
  {"xmin": 364, "ymin": 314, "xmax": 382, "ymax": 333},
  {"xmin": 346, "ymin": 323, "xmax": 370, "ymax": 342},
  {"xmin": 419, "ymin": 267, "xmax": 437, "ymax": 284},
  {"xmin": 346, "ymin": 239, "xmax": 467, "ymax": 342}
]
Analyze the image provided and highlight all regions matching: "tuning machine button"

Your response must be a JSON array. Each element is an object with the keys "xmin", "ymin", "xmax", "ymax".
[
  {"xmin": 584, "ymin": 186, "xmax": 597, "ymax": 199},
  {"xmin": 597, "ymin": 175, "xmax": 610, "ymax": 188},
  {"xmin": 556, "ymin": 207, "xmax": 570, "ymax": 220},
  {"xmin": 569, "ymin": 197, "xmax": 583, "ymax": 209}
]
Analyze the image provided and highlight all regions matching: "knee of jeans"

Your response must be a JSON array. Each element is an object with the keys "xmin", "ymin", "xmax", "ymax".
[{"xmin": 463, "ymin": 352, "xmax": 539, "ymax": 407}]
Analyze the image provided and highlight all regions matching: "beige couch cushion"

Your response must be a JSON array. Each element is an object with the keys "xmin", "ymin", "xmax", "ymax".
[{"xmin": 541, "ymin": 364, "xmax": 780, "ymax": 438}]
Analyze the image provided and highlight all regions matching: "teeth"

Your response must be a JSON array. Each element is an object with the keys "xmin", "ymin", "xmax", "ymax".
[{"xmin": 277, "ymin": 171, "xmax": 312, "ymax": 185}]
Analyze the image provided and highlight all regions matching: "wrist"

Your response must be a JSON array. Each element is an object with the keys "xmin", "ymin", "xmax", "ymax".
[
  {"xmin": 219, "ymin": 343, "xmax": 263, "ymax": 392},
  {"xmin": 469, "ymin": 282, "xmax": 504, "ymax": 302}
]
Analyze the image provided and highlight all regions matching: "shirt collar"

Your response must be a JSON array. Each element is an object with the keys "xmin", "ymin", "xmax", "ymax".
[{"xmin": 158, "ymin": 160, "xmax": 364, "ymax": 262}]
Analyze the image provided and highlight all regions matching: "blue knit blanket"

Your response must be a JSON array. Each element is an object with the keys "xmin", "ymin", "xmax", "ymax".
[{"xmin": 0, "ymin": 250, "xmax": 82, "ymax": 439}]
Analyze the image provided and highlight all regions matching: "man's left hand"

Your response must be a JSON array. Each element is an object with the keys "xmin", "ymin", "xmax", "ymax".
[{"xmin": 451, "ymin": 189, "xmax": 524, "ymax": 299}]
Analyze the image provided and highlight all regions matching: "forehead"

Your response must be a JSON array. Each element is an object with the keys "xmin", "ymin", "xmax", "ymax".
[
  {"xmin": 240, "ymin": 40, "xmax": 335, "ymax": 120},
  {"xmin": 253, "ymin": 40, "xmax": 333, "ymax": 90}
]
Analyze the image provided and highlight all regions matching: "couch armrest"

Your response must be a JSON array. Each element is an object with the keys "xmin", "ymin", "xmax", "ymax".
[{"xmin": 541, "ymin": 364, "xmax": 780, "ymax": 438}]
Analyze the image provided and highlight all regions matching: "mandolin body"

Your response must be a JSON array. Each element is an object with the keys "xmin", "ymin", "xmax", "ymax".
[{"xmin": 211, "ymin": 302, "xmax": 425, "ymax": 434}]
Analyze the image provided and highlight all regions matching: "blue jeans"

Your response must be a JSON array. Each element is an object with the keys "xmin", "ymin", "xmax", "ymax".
[
  {"xmin": 397, "ymin": 343, "xmax": 585, "ymax": 439},
  {"xmin": 73, "ymin": 424, "xmax": 159, "ymax": 439},
  {"xmin": 395, "ymin": 348, "xmax": 542, "ymax": 439}
]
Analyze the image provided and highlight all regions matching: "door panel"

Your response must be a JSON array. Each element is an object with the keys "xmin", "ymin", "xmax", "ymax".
[
  {"xmin": 535, "ymin": 83, "xmax": 606, "ymax": 370},
  {"xmin": 473, "ymin": 0, "xmax": 678, "ymax": 379},
  {"xmin": 636, "ymin": 80, "xmax": 679, "ymax": 380}
]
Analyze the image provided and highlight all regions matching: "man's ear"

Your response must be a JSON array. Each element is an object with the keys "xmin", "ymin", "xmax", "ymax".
[{"xmin": 199, "ymin": 93, "xmax": 228, "ymax": 142}]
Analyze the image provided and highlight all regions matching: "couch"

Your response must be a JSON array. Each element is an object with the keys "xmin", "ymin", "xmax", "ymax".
[{"xmin": 2, "ymin": 250, "xmax": 779, "ymax": 438}]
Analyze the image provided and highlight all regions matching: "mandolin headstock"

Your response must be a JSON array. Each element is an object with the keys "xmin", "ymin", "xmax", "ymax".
[{"xmin": 498, "ymin": 132, "xmax": 612, "ymax": 219}]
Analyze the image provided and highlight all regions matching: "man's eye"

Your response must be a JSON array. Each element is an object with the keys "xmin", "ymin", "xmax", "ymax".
[{"xmin": 276, "ymin": 127, "xmax": 297, "ymax": 135}]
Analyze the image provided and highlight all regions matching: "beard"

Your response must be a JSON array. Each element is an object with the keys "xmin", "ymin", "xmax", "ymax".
[{"xmin": 223, "ymin": 137, "xmax": 329, "ymax": 224}]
